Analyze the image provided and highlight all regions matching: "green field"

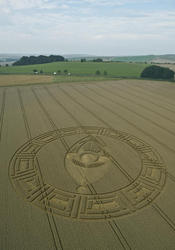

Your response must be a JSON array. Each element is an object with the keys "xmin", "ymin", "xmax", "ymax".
[{"xmin": 0, "ymin": 61, "xmax": 149, "ymax": 78}]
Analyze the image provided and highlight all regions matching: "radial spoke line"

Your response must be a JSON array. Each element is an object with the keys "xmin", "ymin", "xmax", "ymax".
[
  {"xmin": 32, "ymin": 87, "xmax": 98, "ymax": 198},
  {"xmin": 44, "ymin": 86, "xmax": 82, "ymax": 127},
  {"xmin": 112, "ymin": 220, "xmax": 132, "ymax": 250},
  {"xmin": 65, "ymin": 84, "xmax": 175, "ymax": 238},
  {"xmin": 125, "ymin": 81, "xmax": 175, "ymax": 108},
  {"xmin": 32, "ymin": 87, "xmax": 95, "ymax": 193},
  {"xmin": 45, "ymin": 87, "xmax": 108, "ymax": 188},
  {"xmin": 113, "ymin": 81, "xmax": 175, "ymax": 114},
  {"xmin": 58, "ymin": 86, "xmax": 133, "ymax": 182},
  {"xmin": 86, "ymin": 85, "xmax": 175, "ymax": 138},
  {"xmin": 108, "ymin": 221, "xmax": 131, "ymax": 250},
  {"xmin": 152, "ymin": 203, "xmax": 175, "ymax": 232},
  {"xmin": 17, "ymin": 88, "xmax": 64, "ymax": 250},
  {"xmin": 167, "ymin": 172, "xmax": 175, "ymax": 183},
  {"xmin": 0, "ymin": 89, "xmax": 6, "ymax": 142},
  {"xmin": 98, "ymin": 84, "xmax": 175, "ymax": 124},
  {"xmin": 59, "ymin": 86, "xmax": 110, "ymax": 127},
  {"xmin": 35, "ymin": 157, "xmax": 64, "ymax": 250},
  {"xmin": 46, "ymin": 85, "xmax": 134, "ymax": 182},
  {"xmin": 72, "ymin": 85, "xmax": 175, "ymax": 155},
  {"xmin": 31, "ymin": 87, "xmax": 69, "ymax": 151},
  {"xmin": 43, "ymin": 85, "xmax": 131, "ymax": 249},
  {"xmin": 17, "ymin": 89, "xmax": 32, "ymax": 139}
]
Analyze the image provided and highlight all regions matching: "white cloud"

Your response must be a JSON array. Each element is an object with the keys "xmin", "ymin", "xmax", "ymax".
[
  {"xmin": 0, "ymin": 0, "xmax": 175, "ymax": 55},
  {"xmin": 0, "ymin": 0, "xmax": 58, "ymax": 11},
  {"xmin": 66, "ymin": 0, "xmax": 152, "ymax": 7},
  {"xmin": 0, "ymin": 0, "xmax": 153, "ymax": 11}
]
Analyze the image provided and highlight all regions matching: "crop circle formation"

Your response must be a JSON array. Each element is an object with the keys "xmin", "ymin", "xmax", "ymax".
[{"xmin": 9, "ymin": 126, "xmax": 166, "ymax": 221}]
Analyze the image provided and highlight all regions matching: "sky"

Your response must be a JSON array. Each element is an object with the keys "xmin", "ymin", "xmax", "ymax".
[{"xmin": 0, "ymin": 0, "xmax": 175, "ymax": 56}]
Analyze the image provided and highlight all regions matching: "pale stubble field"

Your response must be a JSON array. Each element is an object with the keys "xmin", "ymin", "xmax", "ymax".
[{"xmin": 0, "ymin": 79, "xmax": 175, "ymax": 250}]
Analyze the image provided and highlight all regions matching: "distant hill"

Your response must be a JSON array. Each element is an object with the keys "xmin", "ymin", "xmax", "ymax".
[
  {"xmin": 65, "ymin": 54, "xmax": 175, "ymax": 63},
  {"xmin": 0, "ymin": 54, "xmax": 21, "ymax": 65},
  {"xmin": 63, "ymin": 54, "xmax": 95, "ymax": 59},
  {"xmin": 1, "ymin": 53, "xmax": 175, "ymax": 65},
  {"xmin": 111, "ymin": 54, "xmax": 175, "ymax": 63}
]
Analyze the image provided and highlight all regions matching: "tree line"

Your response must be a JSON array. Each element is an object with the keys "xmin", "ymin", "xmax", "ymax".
[
  {"xmin": 13, "ymin": 55, "xmax": 65, "ymax": 66},
  {"xmin": 81, "ymin": 58, "xmax": 103, "ymax": 62},
  {"xmin": 141, "ymin": 65, "xmax": 174, "ymax": 80}
]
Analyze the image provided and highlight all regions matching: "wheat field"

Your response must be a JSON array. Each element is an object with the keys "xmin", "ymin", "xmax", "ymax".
[
  {"xmin": 0, "ymin": 79, "xmax": 175, "ymax": 250},
  {"xmin": 0, "ymin": 74, "xmax": 54, "ymax": 86}
]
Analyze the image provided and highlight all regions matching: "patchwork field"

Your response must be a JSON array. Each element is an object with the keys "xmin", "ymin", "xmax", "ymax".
[{"xmin": 0, "ymin": 79, "xmax": 175, "ymax": 250}]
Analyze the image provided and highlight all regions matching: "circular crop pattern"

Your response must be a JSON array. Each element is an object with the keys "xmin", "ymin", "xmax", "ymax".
[{"xmin": 9, "ymin": 127, "xmax": 166, "ymax": 221}]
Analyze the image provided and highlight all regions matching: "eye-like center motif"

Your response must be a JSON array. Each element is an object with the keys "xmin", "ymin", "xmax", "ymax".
[
  {"xmin": 80, "ymin": 153, "xmax": 99, "ymax": 165},
  {"xmin": 65, "ymin": 138, "xmax": 110, "ymax": 193}
]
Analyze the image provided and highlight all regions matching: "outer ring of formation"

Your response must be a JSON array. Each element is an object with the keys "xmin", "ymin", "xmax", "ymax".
[{"xmin": 9, "ymin": 126, "xmax": 166, "ymax": 221}]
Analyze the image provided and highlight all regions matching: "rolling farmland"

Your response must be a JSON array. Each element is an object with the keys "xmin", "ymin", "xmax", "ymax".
[
  {"xmin": 0, "ymin": 61, "xmax": 148, "ymax": 78},
  {"xmin": 1, "ymin": 79, "xmax": 175, "ymax": 249}
]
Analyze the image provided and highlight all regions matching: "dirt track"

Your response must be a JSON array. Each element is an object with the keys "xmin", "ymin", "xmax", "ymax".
[{"xmin": 0, "ymin": 79, "xmax": 175, "ymax": 249}]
